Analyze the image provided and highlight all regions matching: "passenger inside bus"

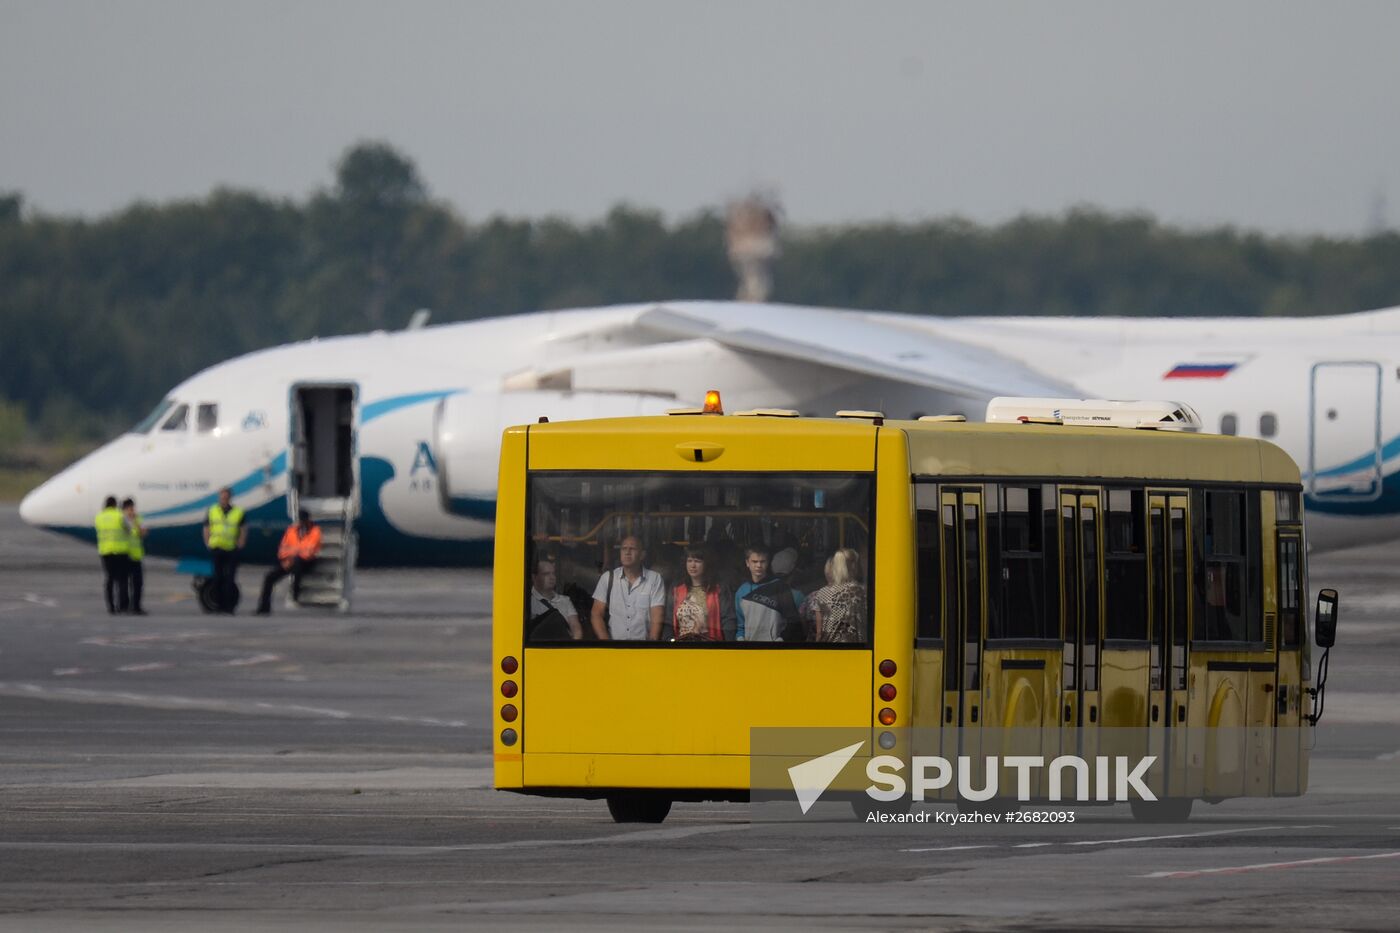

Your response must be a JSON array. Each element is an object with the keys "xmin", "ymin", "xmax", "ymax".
[
  {"xmin": 666, "ymin": 546, "xmax": 736, "ymax": 641},
  {"xmin": 801, "ymin": 548, "xmax": 867, "ymax": 643},
  {"xmin": 525, "ymin": 471, "xmax": 874, "ymax": 646},
  {"xmin": 734, "ymin": 545, "xmax": 806, "ymax": 642},
  {"xmin": 527, "ymin": 556, "xmax": 582, "ymax": 641}
]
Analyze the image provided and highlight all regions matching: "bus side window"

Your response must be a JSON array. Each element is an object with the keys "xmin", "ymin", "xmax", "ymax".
[
  {"xmin": 997, "ymin": 485, "xmax": 1047, "ymax": 639},
  {"xmin": 1278, "ymin": 536, "xmax": 1301, "ymax": 648},
  {"xmin": 1197, "ymin": 489, "xmax": 1251, "ymax": 642},
  {"xmin": 916, "ymin": 503, "xmax": 941, "ymax": 640},
  {"xmin": 1105, "ymin": 488, "xmax": 1147, "ymax": 641}
]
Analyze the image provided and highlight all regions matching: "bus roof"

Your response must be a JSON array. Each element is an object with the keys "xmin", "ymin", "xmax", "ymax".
[
  {"xmin": 896, "ymin": 418, "xmax": 1299, "ymax": 486},
  {"xmin": 521, "ymin": 415, "xmax": 1300, "ymax": 485}
]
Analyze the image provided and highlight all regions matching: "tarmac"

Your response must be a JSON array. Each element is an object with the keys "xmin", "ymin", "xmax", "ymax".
[{"xmin": 1, "ymin": 504, "xmax": 1398, "ymax": 931}]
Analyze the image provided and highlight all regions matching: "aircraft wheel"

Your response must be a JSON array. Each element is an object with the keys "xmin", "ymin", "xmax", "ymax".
[
  {"xmin": 195, "ymin": 578, "xmax": 220, "ymax": 613},
  {"xmin": 194, "ymin": 578, "xmax": 240, "ymax": 613}
]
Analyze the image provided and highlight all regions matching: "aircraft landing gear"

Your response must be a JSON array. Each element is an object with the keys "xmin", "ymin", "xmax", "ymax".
[{"xmin": 194, "ymin": 577, "xmax": 240, "ymax": 614}]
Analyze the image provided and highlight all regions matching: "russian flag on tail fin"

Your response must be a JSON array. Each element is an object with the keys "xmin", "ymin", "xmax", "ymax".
[{"xmin": 1164, "ymin": 362, "xmax": 1238, "ymax": 379}]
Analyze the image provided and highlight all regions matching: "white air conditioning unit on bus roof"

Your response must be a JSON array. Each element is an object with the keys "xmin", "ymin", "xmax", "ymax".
[{"xmin": 986, "ymin": 397, "xmax": 1203, "ymax": 432}]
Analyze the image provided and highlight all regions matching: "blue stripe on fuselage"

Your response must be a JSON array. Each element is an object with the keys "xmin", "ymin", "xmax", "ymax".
[{"xmin": 139, "ymin": 389, "xmax": 460, "ymax": 521}]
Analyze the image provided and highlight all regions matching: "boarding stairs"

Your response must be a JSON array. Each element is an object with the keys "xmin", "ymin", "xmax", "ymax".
[{"xmin": 289, "ymin": 498, "xmax": 356, "ymax": 613}]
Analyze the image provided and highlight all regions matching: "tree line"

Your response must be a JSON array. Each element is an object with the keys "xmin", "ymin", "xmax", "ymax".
[{"xmin": 3, "ymin": 141, "xmax": 1400, "ymax": 443}]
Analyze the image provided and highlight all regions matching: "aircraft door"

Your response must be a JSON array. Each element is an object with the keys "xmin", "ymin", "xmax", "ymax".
[
  {"xmin": 1309, "ymin": 362, "xmax": 1382, "ymax": 501},
  {"xmin": 288, "ymin": 383, "xmax": 360, "ymax": 520}
]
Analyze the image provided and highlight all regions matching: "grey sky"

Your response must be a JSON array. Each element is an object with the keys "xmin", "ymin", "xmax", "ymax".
[{"xmin": 3, "ymin": 0, "xmax": 1398, "ymax": 235}]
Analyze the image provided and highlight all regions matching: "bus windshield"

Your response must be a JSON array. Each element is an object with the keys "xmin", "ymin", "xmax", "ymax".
[{"xmin": 527, "ymin": 471, "xmax": 874, "ymax": 645}]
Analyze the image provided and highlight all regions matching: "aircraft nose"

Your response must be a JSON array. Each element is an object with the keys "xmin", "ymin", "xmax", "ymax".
[
  {"xmin": 18, "ymin": 468, "xmax": 89, "ymax": 529},
  {"xmin": 18, "ymin": 481, "xmax": 53, "ymax": 526}
]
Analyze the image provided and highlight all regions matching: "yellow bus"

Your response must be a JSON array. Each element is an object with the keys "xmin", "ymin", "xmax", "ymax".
[{"xmin": 491, "ymin": 401, "xmax": 1338, "ymax": 823}]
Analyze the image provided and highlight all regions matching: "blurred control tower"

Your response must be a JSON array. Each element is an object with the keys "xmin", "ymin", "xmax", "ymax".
[{"xmin": 725, "ymin": 193, "xmax": 782, "ymax": 302}]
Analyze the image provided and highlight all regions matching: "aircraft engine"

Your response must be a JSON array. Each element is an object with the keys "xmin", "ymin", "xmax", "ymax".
[{"xmin": 432, "ymin": 389, "xmax": 677, "ymax": 519}]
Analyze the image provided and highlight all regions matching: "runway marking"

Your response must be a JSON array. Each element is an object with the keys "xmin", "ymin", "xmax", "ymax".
[
  {"xmin": 225, "ymin": 653, "xmax": 283, "ymax": 667},
  {"xmin": 1063, "ymin": 825, "xmax": 1293, "ymax": 846},
  {"xmin": 82, "ymin": 631, "xmax": 215, "ymax": 648},
  {"xmin": 0, "ymin": 594, "xmax": 57, "ymax": 613},
  {"xmin": 902, "ymin": 824, "xmax": 1328, "ymax": 855},
  {"xmin": 0, "ymin": 824, "xmax": 747, "ymax": 855},
  {"xmin": 116, "ymin": 662, "xmax": 174, "ymax": 673},
  {"xmin": 901, "ymin": 845, "xmax": 995, "ymax": 853},
  {"xmin": 51, "ymin": 668, "xmax": 90, "ymax": 677},
  {"xmin": 1142, "ymin": 850, "xmax": 1400, "ymax": 878},
  {"xmin": 0, "ymin": 682, "xmax": 468, "ymax": 728}
]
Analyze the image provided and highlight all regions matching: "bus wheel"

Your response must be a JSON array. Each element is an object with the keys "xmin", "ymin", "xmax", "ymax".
[
  {"xmin": 606, "ymin": 793, "xmax": 672, "ymax": 824},
  {"xmin": 851, "ymin": 797, "xmax": 910, "ymax": 822},
  {"xmin": 1129, "ymin": 798, "xmax": 1193, "ymax": 823},
  {"xmin": 958, "ymin": 798, "xmax": 1014, "ymax": 817}
]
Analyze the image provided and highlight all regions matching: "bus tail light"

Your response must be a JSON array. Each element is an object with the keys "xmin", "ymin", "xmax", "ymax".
[
  {"xmin": 879, "ymin": 684, "xmax": 896, "ymax": 702},
  {"xmin": 501, "ymin": 656, "xmax": 518, "ymax": 675},
  {"xmin": 501, "ymin": 680, "xmax": 518, "ymax": 698},
  {"xmin": 878, "ymin": 708, "xmax": 897, "ymax": 726},
  {"xmin": 879, "ymin": 659, "xmax": 896, "ymax": 677},
  {"xmin": 501, "ymin": 704, "xmax": 518, "ymax": 722},
  {"xmin": 501, "ymin": 728, "xmax": 518, "ymax": 746}
]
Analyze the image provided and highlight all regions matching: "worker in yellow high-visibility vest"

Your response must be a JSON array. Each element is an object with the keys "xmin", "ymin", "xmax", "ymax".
[
  {"xmin": 93, "ymin": 495, "xmax": 131, "ymax": 614},
  {"xmin": 122, "ymin": 497, "xmax": 149, "ymax": 616},
  {"xmin": 203, "ymin": 487, "xmax": 247, "ymax": 613}
]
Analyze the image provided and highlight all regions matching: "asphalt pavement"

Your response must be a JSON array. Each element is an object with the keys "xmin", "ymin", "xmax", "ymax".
[{"xmin": 1, "ymin": 505, "xmax": 1398, "ymax": 931}]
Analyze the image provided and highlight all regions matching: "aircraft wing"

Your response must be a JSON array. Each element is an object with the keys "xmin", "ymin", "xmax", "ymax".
[{"xmin": 632, "ymin": 302, "xmax": 1078, "ymax": 400}]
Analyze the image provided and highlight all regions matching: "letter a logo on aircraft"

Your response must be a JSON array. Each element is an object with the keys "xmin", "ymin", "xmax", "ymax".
[{"xmin": 787, "ymin": 741, "xmax": 865, "ymax": 814}]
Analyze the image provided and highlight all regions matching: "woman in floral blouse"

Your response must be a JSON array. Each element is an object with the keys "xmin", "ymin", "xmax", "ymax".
[
  {"xmin": 670, "ymin": 547, "xmax": 736, "ymax": 641},
  {"xmin": 803, "ymin": 548, "xmax": 867, "ymax": 643}
]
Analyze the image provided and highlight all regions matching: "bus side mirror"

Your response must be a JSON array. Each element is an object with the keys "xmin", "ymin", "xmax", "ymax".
[{"xmin": 1314, "ymin": 588, "xmax": 1339, "ymax": 648}]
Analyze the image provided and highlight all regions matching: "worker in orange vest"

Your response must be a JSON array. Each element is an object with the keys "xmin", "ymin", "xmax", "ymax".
[{"xmin": 254, "ymin": 509, "xmax": 323, "ymax": 615}]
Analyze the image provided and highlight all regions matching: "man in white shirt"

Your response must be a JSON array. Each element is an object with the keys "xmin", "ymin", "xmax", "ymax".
[
  {"xmin": 529, "ymin": 557, "xmax": 582, "ymax": 640},
  {"xmin": 590, "ymin": 535, "xmax": 665, "ymax": 640}
]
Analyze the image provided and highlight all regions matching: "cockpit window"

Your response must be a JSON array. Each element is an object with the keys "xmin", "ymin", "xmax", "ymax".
[
  {"xmin": 197, "ymin": 403, "xmax": 218, "ymax": 433},
  {"xmin": 160, "ymin": 403, "xmax": 189, "ymax": 432},
  {"xmin": 133, "ymin": 399, "xmax": 175, "ymax": 434}
]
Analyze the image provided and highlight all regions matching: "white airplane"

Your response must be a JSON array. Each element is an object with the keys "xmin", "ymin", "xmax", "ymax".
[{"xmin": 19, "ymin": 300, "xmax": 1400, "ymax": 607}]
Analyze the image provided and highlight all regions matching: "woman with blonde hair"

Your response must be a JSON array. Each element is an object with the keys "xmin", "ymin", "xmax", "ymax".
[{"xmin": 804, "ymin": 547, "xmax": 866, "ymax": 643}]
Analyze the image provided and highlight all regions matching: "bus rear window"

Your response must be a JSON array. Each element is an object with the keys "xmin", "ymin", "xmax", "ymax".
[{"xmin": 526, "ymin": 472, "xmax": 873, "ymax": 646}]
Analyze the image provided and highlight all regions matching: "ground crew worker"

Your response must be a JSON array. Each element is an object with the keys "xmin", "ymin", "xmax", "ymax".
[
  {"xmin": 255, "ymin": 509, "xmax": 322, "ymax": 615},
  {"xmin": 203, "ymin": 487, "xmax": 246, "ymax": 613},
  {"xmin": 121, "ymin": 497, "xmax": 148, "ymax": 616},
  {"xmin": 94, "ymin": 495, "xmax": 130, "ymax": 614}
]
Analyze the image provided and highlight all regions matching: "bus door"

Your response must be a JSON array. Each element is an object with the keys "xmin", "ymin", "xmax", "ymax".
[
  {"xmin": 1060, "ymin": 489, "xmax": 1103, "ymax": 768},
  {"xmin": 1147, "ymin": 492, "xmax": 1191, "ymax": 798},
  {"xmin": 940, "ymin": 487, "xmax": 985, "ymax": 778},
  {"xmin": 912, "ymin": 491, "xmax": 946, "ymax": 762},
  {"xmin": 1274, "ymin": 527, "xmax": 1305, "ymax": 794}
]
